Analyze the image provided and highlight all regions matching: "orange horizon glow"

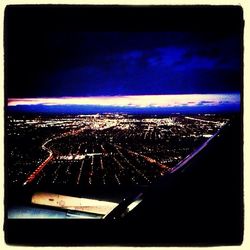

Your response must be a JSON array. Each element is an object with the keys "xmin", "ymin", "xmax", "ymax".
[{"xmin": 8, "ymin": 94, "xmax": 240, "ymax": 108}]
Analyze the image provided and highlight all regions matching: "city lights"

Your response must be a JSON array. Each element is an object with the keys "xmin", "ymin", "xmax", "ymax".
[{"xmin": 7, "ymin": 113, "xmax": 229, "ymax": 188}]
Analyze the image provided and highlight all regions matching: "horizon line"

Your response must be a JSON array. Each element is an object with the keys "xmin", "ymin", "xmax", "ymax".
[{"xmin": 8, "ymin": 93, "xmax": 240, "ymax": 109}]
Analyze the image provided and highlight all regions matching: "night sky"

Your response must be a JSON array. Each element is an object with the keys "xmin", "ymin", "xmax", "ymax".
[{"xmin": 5, "ymin": 6, "xmax": 243, "ymax": 112}]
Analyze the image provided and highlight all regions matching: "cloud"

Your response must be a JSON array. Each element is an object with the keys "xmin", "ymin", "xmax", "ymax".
[
  {"xmin": 183, "ymin": 47, "xmax": 220, "ymax": 60},
  {"xmin": 7, "ymin": 32, "xmax": 241, "ymax": 98},
  {"xmin": 8, "ymin": 93, "xmax": 240, "ymax": 109},
  {"xmin": 198, "ymin": 100, "xmax": 218, "ymax": 106}
]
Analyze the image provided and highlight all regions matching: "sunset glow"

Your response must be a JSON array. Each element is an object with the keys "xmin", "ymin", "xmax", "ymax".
[{"xmin": 8, "ymin": 94, "xmax": 240, "ymax": 108}]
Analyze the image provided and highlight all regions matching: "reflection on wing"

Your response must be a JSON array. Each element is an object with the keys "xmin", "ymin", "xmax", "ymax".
[{"xmin": 31, "ymin": 192, "xmax": 119, "ymax": 216}]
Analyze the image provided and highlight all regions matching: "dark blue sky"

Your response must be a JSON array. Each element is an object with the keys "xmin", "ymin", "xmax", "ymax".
[
  {"xmin": 5, "ymin": 7, "xmax": 242, "ymax": 98},
  {"xmin": 45, "ymin": 32, "xmax": 241, "ymax": 96}
]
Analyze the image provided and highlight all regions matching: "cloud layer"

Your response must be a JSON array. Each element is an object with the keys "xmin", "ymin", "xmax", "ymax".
[
  {"xmin": 7, "ymin": 32, "xmax": 241, "ymax": 98},
  {"xmin": 8, "ymin": 94, "xmax": 240, "ymax": 109}
]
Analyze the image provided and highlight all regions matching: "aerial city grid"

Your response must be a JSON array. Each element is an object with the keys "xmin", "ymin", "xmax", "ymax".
[{"xmin": 7, "ymin": 112, "xmax": 229, "ymax": 189}]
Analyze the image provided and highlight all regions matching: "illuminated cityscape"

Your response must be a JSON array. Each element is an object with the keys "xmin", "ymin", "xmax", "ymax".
[
  {"xmin": 7, "ymin": 113, "xmax": 229, "ymax": 188},
  {"xmin": 4, "ymin": 6, "xmax": 243, "ymax": 245}
]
